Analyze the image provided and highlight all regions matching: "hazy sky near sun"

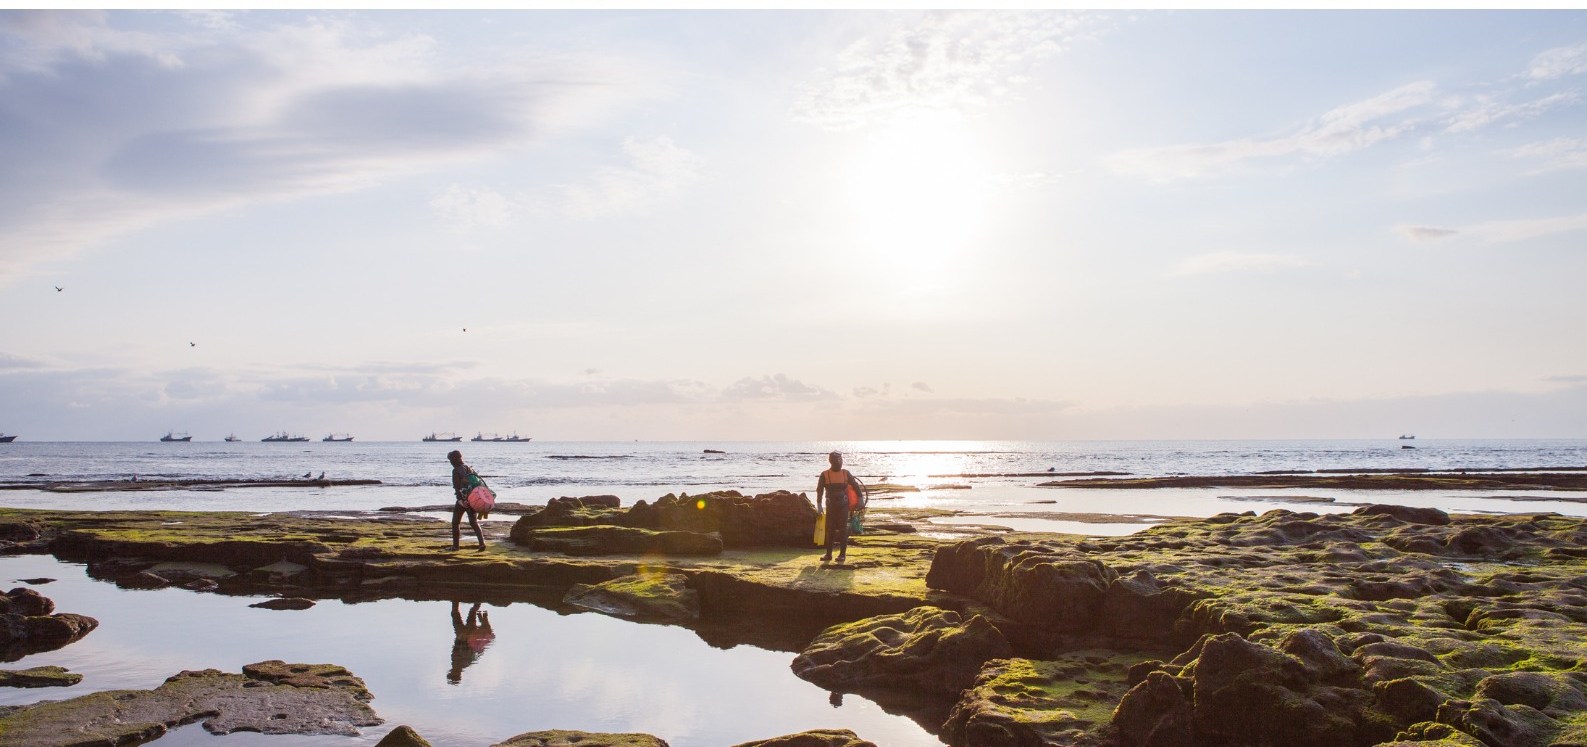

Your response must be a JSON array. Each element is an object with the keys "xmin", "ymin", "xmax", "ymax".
[{"xmin": 2, "ymin": 9, "xmax": 1586, "ymax": 441}]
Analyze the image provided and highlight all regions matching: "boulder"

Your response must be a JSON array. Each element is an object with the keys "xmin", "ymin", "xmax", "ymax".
[
  {"xmin": 0, "ymin": 661, "xmax": 380, "ymax": 742},
  {"xmin": 492, "ymin": 730, "xmax": 669, "ymax": 747},
  {"xmin": 510, "ymin": 525, "xmax": 721, "ymax": 557},
  {"xmin": 516, "ymin": 496, "xmax": 627, "ymax": 529},
  {"xmin": 376, "ymin": 725, "xmax": 433, "ymax": 747},
  {"xmin": 650, "ymin": 490, "xmax": 818, "ymax": 548},
  {"xmin": 1187, "ymin": 632, "xmax": 1388, "ymax": 747},
  {"xmin": 0, "ymin": 588, "xmax": 54, "ymax": 617},
  {"xmin": 791, "ymin": 606, "xmax": 1012, "ymax": 697},
  {"xmin": 0, "ymin": 611, "xmax": 98, "ymax": 660},
  {"xmin": 564, "ymin": 573, "xmax": 699, "ymax": 622},
  {"xmin": 1436, "ymin": 697, "xmax": 1560, "ymax": 747},
  {"xmin": 1097, "ymin": 570, "xmax": 1207, "ymax": 646}
]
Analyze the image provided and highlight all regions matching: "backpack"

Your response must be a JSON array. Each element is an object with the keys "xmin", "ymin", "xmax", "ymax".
[{"xmin": 464, "ymin": 470, "xmax": 495, "ymax": 519}]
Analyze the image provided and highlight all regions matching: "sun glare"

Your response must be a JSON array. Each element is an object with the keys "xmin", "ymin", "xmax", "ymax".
[{"xmin": 843, "ymin": 113, "xmax": 990, "ymax": 279}]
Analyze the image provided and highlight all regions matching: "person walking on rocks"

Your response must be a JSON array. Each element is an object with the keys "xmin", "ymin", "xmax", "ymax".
[
  {"xmin": 448, "ymin": 450, "xmax": 486, "ymax": 551},
  {"xmin": 816, "ymin": 451, "xmax": 865, "ymax": 563}
]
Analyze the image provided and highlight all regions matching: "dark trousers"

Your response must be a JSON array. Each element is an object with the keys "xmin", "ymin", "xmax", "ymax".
[
  {"xmin": 823, "ymin": 494, "xmax": 849, "ymax": 555},
  {"xmin": 452, "ymin": 500, "xmax": 483, "ymax": 547}
]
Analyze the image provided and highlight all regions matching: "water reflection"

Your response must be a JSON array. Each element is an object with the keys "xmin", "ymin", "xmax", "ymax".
[{"xmin": 448, "ymin": 601, "xmax": 496, "ymax": 684}]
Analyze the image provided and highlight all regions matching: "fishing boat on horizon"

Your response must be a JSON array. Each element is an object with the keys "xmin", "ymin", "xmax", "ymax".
[
  {"xmin": 224, "ymin": 434, "xmax": 240, "ymax": 442},
  {"xmin": 262, "ymin": 432, "xmax": 309, "ymax": 442},
  {"xmin": 1399, "ymin": 434, "xmax": 1415, "ymax": 439},
  {"xmin": 503, "ymin": 432, "xmax": 531, "ymax": 442},
  {"xmin": 323, "ymin": 433, "xmax": 354, "ymax": 442},
  {"xmin": 423, "ymin": 432, "xmax": 463, "ymax": 442},
  {"xmin": 471, "ymin": 432, "xmax": 503, "ymax": 442},
  {"xmin": 0, "ymin": 433, "xmax": 16, "ymax": 443},
  {"xmin": 159, "ymin": 431, "xmax": 192, "ymax": 442}
]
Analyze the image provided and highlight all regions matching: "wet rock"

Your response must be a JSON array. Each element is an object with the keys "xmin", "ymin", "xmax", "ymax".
[
  {"xmin": 16, "ymin": 578, "xmax": 53, "ymax": 585},
  {"xmin": 650, "ymin": 490, "xmax": 819, "ymax": 548},
  {"xmin": 1113, "ymin": 670, "xmax": 1193, "ymax": 747},
  {"xmin": 926, "ymin": 537, "xmax": 1119, "ymax": 631},
  {"xmin": 0, "ymin": 665, "xmax": 82, "ymax": 688},
  {"xmin": 1186, "ymin": 632, "xmax": 1387, "ymax": 747},
  {"xmin": 791, "ymin": 606, "xmax": 1012, "ymax": 697},
  {"xmin": 0, "ymin": 520, "xmax": 42, "ymax": 542},
  {"xmin": 0, "ymin": 609, "xmax": 98, "ymax": 661},
  {"xmin": 1375, "ymin": 677, "xmax": 1450, "ymax": 723},
  {"xmin": 1437, "ymin": 697, "xmax": 1560, "ymax": 747},
  {"xmin": 1379, "ymin": 722, "xmax": 1485, "ymax": 746},
  {"xmin": 730, "ymin": 730, "xmax": 876, "ymax": 747},
  {"xmin": 250, "ymin": 597, "xmax": 317, "ymax": 610},
  {"xmin": 942, "ymin": 653, "xmax": 1137, "ymax": 747},
  {"xmin": 0, "ymin": 660, "xmax": 380, "ymax": 743},
  {"xmin": 376, "ymin": 725, "xmax": 433, "ymax": 746},
  {"xmin": 492, "ymin": 730, "xmax": 669, "ymax": 747},
  {"xmin": 0, "ymin": 588, "xmax": 54, "ymax": 617},
  {"xmin": 516, "ymin": 496, "xmax": 628, "ymax": 529},
  {"xmin": 183, "ymin": 578, "xmax": 220, "ymax": 591},
  {"xmin": 118, "ymin": 570, "xmax": 173, "ymax": 589},
  {"xmin": 1354, "ymin": 504, "xmax": 1452, "ymax": 525},
  {"xmin": 564, "ymin": 573, "xmax": 699, "ymax": 622},
  {"xmin": 1098, "ymin": 570, "xmax": 1207, "ymax": 646},
  {"xmin": 1474, "ymin": 671, "xmax": 1587, "ymax": 715},
  {"xmin": 510, "ymin": 525, "xmax": 722, "ymax": 556}
]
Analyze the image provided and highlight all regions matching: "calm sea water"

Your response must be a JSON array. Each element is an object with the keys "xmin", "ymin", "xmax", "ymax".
[
  {"xmin": 2, "ymin": 441, "xmax": 1586, "ymax": 744},
  {"xmin": 3, "ymin": 440, "xmax": 1587, "ymax": 532}
]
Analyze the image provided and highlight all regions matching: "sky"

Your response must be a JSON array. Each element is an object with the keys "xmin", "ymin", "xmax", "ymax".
[{"xmin": 1, "ymin": 9, "xmax": 1585, "ymax": 441}]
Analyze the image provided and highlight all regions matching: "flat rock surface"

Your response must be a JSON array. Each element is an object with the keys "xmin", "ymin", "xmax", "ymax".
[
  {"xmin": 0, "ymin": 665, "xmax": 82, "ymax": 688},
  {"xmin": 492, "ymin": 730, "xmax": 670, "ymax": 747},
  {"xmin": 0, "ymin": 660, "xmax": 380, "ymax": 745}
]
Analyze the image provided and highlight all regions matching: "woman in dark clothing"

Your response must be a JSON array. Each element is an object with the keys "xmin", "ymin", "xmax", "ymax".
[
  {"xmin": 816, "ymin": 451, "xmax": 865, "ymax": 563},
  {"xmin": 448, "ymin": 450, "xmax": 486, "ymax": 551},
  {"xmin": 447, "ymin": 600, "xmax": 494, "ymax": 683}
]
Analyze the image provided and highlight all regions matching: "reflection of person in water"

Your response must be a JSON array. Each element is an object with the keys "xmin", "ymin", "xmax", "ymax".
[{"xmin": 448, "ymin": 600, "xmax": 495, "ymax": 684}]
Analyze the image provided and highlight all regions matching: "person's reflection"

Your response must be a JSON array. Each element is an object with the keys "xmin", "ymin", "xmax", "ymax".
[
  {"xmin": 829, "ymin": 691, "xmax": 844, "ymax": 708},
  {"xmin": 448, "ymin": 600, "xmax": 495, "ymax": 684}
]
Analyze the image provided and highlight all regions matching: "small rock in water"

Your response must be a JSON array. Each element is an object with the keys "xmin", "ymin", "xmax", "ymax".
[
  {"xmin": 250, "ymin": 597, "xmax": 316, "ymax": 610},
  {"xmin": 0, "ymin": 665, "xmax": 82, "ymax": 688},
  {"xmin": 16, "ymin": 578, "xmax": 54, "ymax": 585},
  {"xmin": 376, "ymin": 725, "xmax": 434, "ymax": 747}
]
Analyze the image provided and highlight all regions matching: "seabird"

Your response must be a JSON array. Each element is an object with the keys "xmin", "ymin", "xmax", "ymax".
[
  {"xmin": 316, "ymin": 471, "xmax": 325, "ymax": 480},
  {"xmin": 54, "ymin": 286, "xmax": 62, "ymax": 292},
  {"xmin": 189, "ymin": 342, "xmax": 196, "ymax": 347},
  {"xmin": 301, "ymin": 472, "xmax": 312, "ymax": 479},
  {"xmin": 462, "ymin": 328, "xmax": 467, "ymax": 332}
]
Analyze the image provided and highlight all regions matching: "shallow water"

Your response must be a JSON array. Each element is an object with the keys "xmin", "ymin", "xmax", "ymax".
[{"xmin": 0, "ymin": 555, "xmax": 941, "ymax": 745}]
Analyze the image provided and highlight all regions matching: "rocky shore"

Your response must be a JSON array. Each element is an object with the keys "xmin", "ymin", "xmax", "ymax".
[{"xmin": 2, "ymin": 489, "xmax": 1587, "ymax": 746}]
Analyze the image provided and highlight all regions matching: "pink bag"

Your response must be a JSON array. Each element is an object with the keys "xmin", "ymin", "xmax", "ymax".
[{"xmin": 466, "ymin": 485, "xmax": 496, "ymax": 518}]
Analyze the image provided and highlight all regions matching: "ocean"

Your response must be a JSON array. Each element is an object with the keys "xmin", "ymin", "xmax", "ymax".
[{"xmin": 3, "ymin": 439, "xmax": 1586, "ymax": 534}]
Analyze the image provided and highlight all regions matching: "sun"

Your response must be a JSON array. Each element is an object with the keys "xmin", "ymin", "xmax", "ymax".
[{"xmin": 842, "ymin": 112, "xmax": 990, "ymax": 279}]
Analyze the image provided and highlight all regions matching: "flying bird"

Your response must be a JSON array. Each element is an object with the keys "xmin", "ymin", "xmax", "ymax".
[
  {"xmin": 189, "ymin": 342, "xmax": 196, "ymax": 347},
  {"xmin": 462, "ymin": 328, "xmax": 468, "ymax": 332},
  {"xmin": 54, "ymin": 286, "xmax": 62, "ymax": 292},
  {"xmin": 302, "ymin": 472, "xmax": 312, "ymax": 479}
]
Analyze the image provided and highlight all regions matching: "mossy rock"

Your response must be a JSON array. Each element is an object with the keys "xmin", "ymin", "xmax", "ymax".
[
  {"xmin": 564, "ymin": 572, "xmax": 699, "ymax": 622},
  {"xmin": 0, "ymin": 665, "xmax": 81, "ymax": 688},
  {"xmin": 792, "ymin": 606, "xmax": 1012, "ymax": 697},
  {"xmin": 729, "ymin": 729, "xmax": 877, "ymax": 747},
  {"xmin": 943, "ymin": 651, "xmax": 1144, "ymax": 747}
]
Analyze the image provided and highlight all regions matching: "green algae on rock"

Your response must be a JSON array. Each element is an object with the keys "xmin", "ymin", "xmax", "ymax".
[
  {"xmin": 792, "ymin": 606, "xmax": 1012, "ymax": 698},
  {"xmin": 375, "ymin": 724, "xmax": 434, "ymax": 747},
  {"xmin": 941, "ymin": 652, "xmax": 1145, "ymax": 747},
  {"xmin": 491, "ymin": 730, "xmax": 670, "ymax": 747},
  {"xmin": 0, "ymin": 660, "xmax": 380, "ymax": 745},
  {"xmin": 564, "ymin": 572, "xmax": 700, "ymax": 622},
  {"xmin": 729, "ymin": 729, "xmax": 878, "ymax": 746},
  {"xmin": 0, "ymin": 665, "xmax": 82, "ymax": 688}
]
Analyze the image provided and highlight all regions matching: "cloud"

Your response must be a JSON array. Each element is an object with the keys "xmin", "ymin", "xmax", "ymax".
[
  {"xmin": 793, "ymin": 10, "xmax": 1100, "ymax": 130},
  {"xmin": 1463, "ymin": 212, "xmax": 1587, "ymax": 243},
  {"xmin": 1395, "ymin": 226, "xmax": 1459, "ymax": 241},
  {"xmin": 722, "ymin": 374, "xmax": 835, "ymax": 401},
  {"xmin": 0, "ymin": 12, "xmax": 649, "ymax": 284},
  {"xmin": 1173, "ymin": 251, "xmax": 1314, "ymax": 275},
  {"xmin": 1547, "ymin": 374, "xmax": 1587, "ymax": 384},
  {"xmin": 1443, "ymin": 91, "xmax": 1578, "ymax": 134},
  {"xmin": 911, "ymin": 381, "xmax": 933, "ymax": 393},
  {"xmin": 1506, "ymin": 136, "xmax": 1587, "ymax": 173},
  {"xmin": 430, "ymin": 185, "xmax": 516, "ymax": 230},
  {"xmin": 1110, "ymin": 82, "xmax": 1437, "ymax": 181},
  {"xmin": 0, "ymin": 352, "xmax": 46, "ymax": 370},
  {"xmin": 543, "ymin": 136, "xmax": 702, "ymax": 220},
  {"xmin": 1528, "ymin": 42, "xmax": 1587, "ymax": 81}
]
